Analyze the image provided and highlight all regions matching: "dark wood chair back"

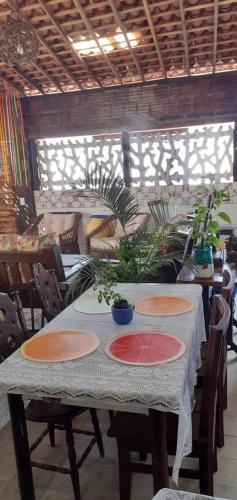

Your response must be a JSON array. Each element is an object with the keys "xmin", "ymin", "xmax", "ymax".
[
  {"xmin": 34, "ymin": 263, "xmax": 63, "ymax": 322},
  {"xmin": 0, "ymin": 245, "xmax": 65, "ymax": 293},
  {"xmin": 221, "ymin": 268, "xmax": 235, "ymax": 304},
  {"xmin": 200, "ymin": 295, "xmax": 230, "ymax": 442},
  {"xmin": 220, "ymin": 268, "xmax": 235, "ymax": 345},
  {"xmin": 0, "ymin": 292, "xmax": 25, "ymax": 360},
  {"xmin": 0, "ymin": 246, "xmax": 65, "ymax": 312}
]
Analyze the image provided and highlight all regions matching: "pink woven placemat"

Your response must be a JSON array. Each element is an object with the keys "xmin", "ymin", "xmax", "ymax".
[{"xmin": 105, "ymin": 331, "xmax": 186, "ymax": 366}]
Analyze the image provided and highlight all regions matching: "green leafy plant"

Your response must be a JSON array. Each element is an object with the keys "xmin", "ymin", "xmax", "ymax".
[
  {"xmin": 192, "ymin": 185, "xmax": 231, "ymax": 249},
  {"xmin": 68, "ymin": 166, "xmax": 190, "ymax": 303}
]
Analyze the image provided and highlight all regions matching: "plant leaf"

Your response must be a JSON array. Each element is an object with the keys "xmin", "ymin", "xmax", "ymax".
[
  {"xmin": 218, "ymin": 212, "xmax": 232, "ymax": 224},
  {"xmin": 84, "ymin": 163, "xmax": 139, "ymax": 229}
]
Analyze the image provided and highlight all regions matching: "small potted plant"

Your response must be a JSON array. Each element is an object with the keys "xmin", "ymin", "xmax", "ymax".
[
  {"xmin": 96, "ymin": 267, "xmax": 134, "ymax": 324},
  {"xmin": 111, "ymin": 296, "xmax": 134, "ymax": 325},
  {"xmin": 192, "ymin": 185, "xmax": 231, "ymax": 278}
]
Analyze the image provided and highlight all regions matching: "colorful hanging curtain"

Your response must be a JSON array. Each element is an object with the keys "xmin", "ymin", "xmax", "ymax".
[{"xmin": 0, "ymin": 83, "xmax": 27, "ymax": 186}]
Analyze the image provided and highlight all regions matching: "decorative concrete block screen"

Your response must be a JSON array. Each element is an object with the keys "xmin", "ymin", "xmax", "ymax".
[
  {"xmin": 37, "ymin": 123, "xmax": 234, "ymax": 190},
  {"xmin": 130, "ymin": 123, "xmax": 234, "ymax": 187},
  {"xmin": 37, "ymin": 135, "xmax": 123, "ymax": 190}
]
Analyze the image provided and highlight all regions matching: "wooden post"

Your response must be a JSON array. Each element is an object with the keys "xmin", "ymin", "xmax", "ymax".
[
  {"xmin": 233, "ymin": 122, "xmax": 237, "ymax": 181},
  {"xmin": 27, "ymin": 139, "xmax": 40, "ymax": 190},
  {"xmin": 121, "ymin": 131, "xmax": 131, "ymax": 187}
]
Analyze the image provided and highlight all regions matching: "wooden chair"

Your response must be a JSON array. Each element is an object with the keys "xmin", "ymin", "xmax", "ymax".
[
  {"xmin": 25, "ymin": 213, "xmax": 81, "ymax": 254},
  {"xmin": 0, "ymin": 292, "xmax": 104, "ymax": 500},
  {"xmin": 34, "ymin": 263, "xmax": 65, "ymax": 322},
  {"xmin": 198, "ymin": 268, "xmax": 235, "ymax": 448},
  {"xmin": 0, "ymin": 246, "xmax": 65, "ymax": 331},
  {"xmin": 108, "ymin": 295, "xmax": 230, "ymax": 499},
  {"xmin": 59, "ymin": 213, "xmax": 81, "ymax": 254}
]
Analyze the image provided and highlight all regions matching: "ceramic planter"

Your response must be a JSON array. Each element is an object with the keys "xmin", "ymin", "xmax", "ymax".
[
  {"xmin": 194, "ymin": 246, "xmax": 214, "ymax": 278},
  {"xmin": 111, "ymin": 304, "xmax": 134, "ymax": 325}
]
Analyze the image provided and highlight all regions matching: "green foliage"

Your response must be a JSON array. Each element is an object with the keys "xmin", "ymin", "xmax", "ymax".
[
  {"xmin": 68, "ymin": 165, "xmax": 189, "ymax": 304},
  {"xmin": 192, "ymin": 185, "xmax": 231, "ymax": 249},
  {"xmin": 69, "ymin": 227, "xmax": 186, "ymax": 306},
  {"xmin": 85, "ymin": 164, "xmax": 139, "ymax": 231}
]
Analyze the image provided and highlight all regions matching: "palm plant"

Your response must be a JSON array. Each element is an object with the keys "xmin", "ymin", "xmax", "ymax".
[
  {"xmin": 73, "ymin": 163, "xmax": 139, "ymax": 232},
  {"xmin": 148, "ymin": 199, "xmax": 177, "ymax": 227},
  {"xmin": 68, "ymin": 165, "xmax": 189, "ymax": 302}
]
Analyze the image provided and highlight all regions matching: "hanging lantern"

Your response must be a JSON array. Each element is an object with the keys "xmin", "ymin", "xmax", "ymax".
[{"xmin": 0, "ymin": 1, "xmax": 39, "ymax": 67}]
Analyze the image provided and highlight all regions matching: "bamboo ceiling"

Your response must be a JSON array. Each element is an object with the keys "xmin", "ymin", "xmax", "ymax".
[{"xmin": 0, "ymin": 0, "xmax": 237, "ymax": 96}]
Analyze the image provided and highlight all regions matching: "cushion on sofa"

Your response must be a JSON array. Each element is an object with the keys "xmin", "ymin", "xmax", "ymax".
[
  {"xmin": 0, "ymin": 234, "xmax": 57, "ymax": 252},
  {"xmin": 85, "ymin": 216, "xmax": 116, "ymax": 238},
  {"xmin": 43, "ymin": 213, "xmax": 75, "ymax": 236}
]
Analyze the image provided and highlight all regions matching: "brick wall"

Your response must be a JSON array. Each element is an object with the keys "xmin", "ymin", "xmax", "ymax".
[{"xmin": 22, "ymin": 72, "xmax": 237, "ymax": 139}]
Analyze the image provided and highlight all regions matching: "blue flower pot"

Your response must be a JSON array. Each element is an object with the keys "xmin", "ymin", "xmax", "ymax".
[{"xmin": 111, "ymin": 305, "xmax": 134, "ymax": 325}]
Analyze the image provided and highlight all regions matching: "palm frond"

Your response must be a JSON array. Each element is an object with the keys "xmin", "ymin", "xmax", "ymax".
[
  {"xmin": 84, "ymin": 163, "xmax": 139, "ymax": 230},
  {"xmin": 148, "ymin": 199, "xmax": 177, "ymax": 227}
]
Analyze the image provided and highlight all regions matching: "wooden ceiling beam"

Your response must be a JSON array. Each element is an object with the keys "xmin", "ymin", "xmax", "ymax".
[
  {"xmin": 108, "ymin": 0, "xmax": 145, "ymax": 82},
  {"xmin": 0, "ymin": 72, "xmax": 25, "ymax": 96},
  {"xmin": 141, "ymin": 0, "xmax": 166, "ymax": 77},
  {"xmin": 33, "ymin": 62, "xmax": 63, "ymax": 92},
  {"xmin": 72, "ymin": 0, "xmax": 123, "ymax": 85},
  {"xmin": 213, "ymin": 0, "xmax": 219, "ymax": 73},
  {"xmin": 37, "ymin": 0, "xmax": 101, "ymax": 88},
  {"xmin": 178, "ymin": 0, "xmax": 190, "ymax": 76},
  {"xmin": 37, "ymin": 9, "xmax": 235, "ymax": 43},
  {"xmin": 185, "ymin": 0, "xmax": 235, "ymax": 11},
  {"xmin": 5, "ymin": 1, "xmax": 82, "ymax": 91},
  {"xmin": 6, "ymin": 64, "xmax": 45, "ymax": 95},
  {"xmin": 37, "ymin": 36, "xmax": 82, "ymax": 88}
]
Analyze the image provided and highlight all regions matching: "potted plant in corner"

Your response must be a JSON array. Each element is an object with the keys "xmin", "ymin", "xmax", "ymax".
[{"xmin": 192, "ymin": 184, "xmax": 231, "ymax": 278}]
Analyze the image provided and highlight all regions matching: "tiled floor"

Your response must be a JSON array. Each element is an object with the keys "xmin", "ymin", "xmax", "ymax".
[{"xmin": 1, "ymin": 351, "xmax": 237, "ymax": 500}]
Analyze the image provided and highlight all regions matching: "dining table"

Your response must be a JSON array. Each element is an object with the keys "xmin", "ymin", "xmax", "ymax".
[
  {"xmin": 152, "ymin": 488, "xmax": 229, "ymax": 500},
  {"xmin": 0, "ymin": 282, "xmax": 205, "ymax": 500}
]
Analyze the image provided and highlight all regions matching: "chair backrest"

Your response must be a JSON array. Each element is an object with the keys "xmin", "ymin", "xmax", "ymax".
[
  {"xmin": 220, "ymin": 268, "xmax": 235, "ymax": 343},
  {"xmin": 34, "ymin": 263, "xmax": 63, "ymax": 322},
  {"xmin": 0, "ymin": 292, "xmax": 26, "ymax": 360},
  {"xmin": 0, "ymin": 246, "xmax": 65, "ymax": 297},
  {"xmin": 221, "ymin": 268, "xmax": 235, "ymax": 305},
  {"xmin": 200, "ymin": 295, "xmax": 230, "ymax": 443}
]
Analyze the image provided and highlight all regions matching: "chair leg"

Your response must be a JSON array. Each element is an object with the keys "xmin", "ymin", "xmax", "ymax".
[
  {"xmin": 89, "ymin": 409, "xmax": 104, "ymax": 458},
  {"xmin": 213, "ymin": 443, "xmax": 218, "ymax": 473},
  {"xmin": 216, "ymin": 357, "xmax": 226, "ymax": 448},
  {"xmin": 223, "ymin": 366, "xmax": 228, "ymax": 410},
  {"xmin": 48, "ymin": 424, "xmax": 55, "ymax": 447},
  {"xmin": 139, "ymin": 452, "xmax": 147, "ymax": 461},
  {"xmin": 65, "ymin": 423, "xmax": 81, "ymax": 500},
  {"xmin": 117, "ymin": 441, "xmax": 131, "ymax": 500},
  {"xmin": 216, "ymin": 392, "xmax": 224, "ymax": 448},
  {"xmin": 199, "ymin": 446, "xmax": 214, "ymax": 496}
]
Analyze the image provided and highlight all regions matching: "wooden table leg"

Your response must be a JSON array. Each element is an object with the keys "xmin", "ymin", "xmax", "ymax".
[
  {"xmin": 150, "ymin": 409, "xmax": 169, "ymax": 493},
  {"xmin": 8, "ymin": 394, "xmax": 35, "ymax": 500}
]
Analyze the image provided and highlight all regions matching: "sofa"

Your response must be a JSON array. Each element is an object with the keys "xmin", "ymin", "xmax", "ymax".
[
  {"xmin": 25, "ymin": 212, "xmax": 81, "ymax": 254},
  {"xmin": 86, "ymin": 213, "xmax": 151, "ymax": 258}
]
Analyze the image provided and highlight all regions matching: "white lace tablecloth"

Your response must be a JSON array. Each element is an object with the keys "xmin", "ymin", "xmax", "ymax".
[
  {"xmin": 153, "ymin": 488, "xmax": 228, "ymax": 499},
  {"xmin": 0, "ymin": 283, "xmax": 205, "ymax": 483}
]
